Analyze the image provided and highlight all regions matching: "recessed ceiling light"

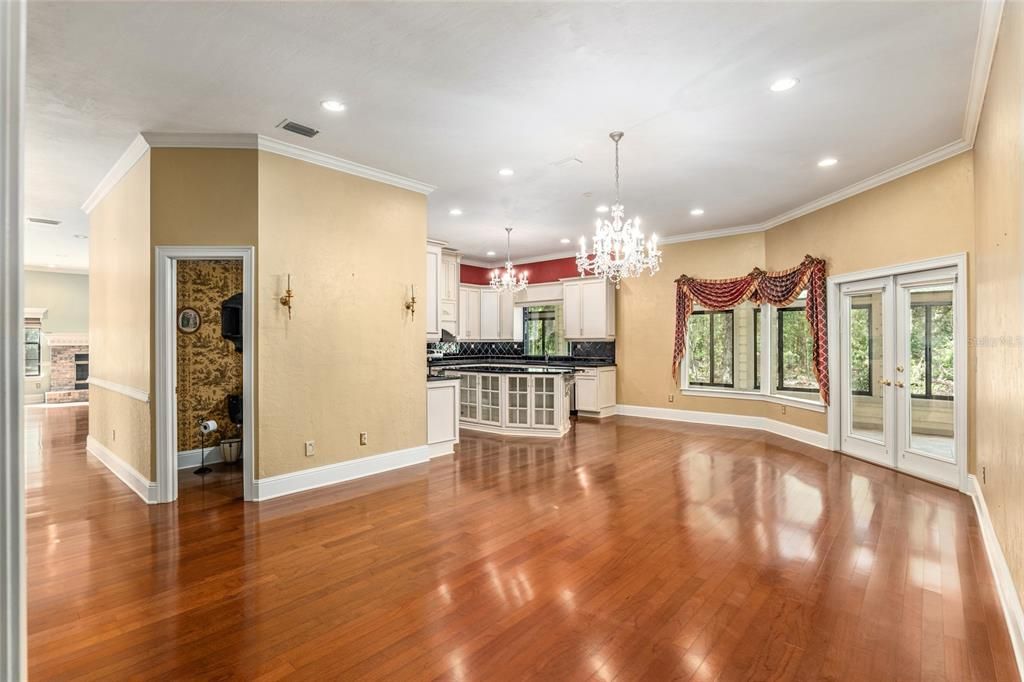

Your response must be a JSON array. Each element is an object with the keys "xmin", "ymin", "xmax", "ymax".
[
  {"xmin": 596, "ymin": 205, "xmax": 609, "ymax": 213},
  {"xmin": 449, "ymin": 208, "xmax": 463, "ymax": 216},
  {"xmin": 73, "ymin": 234, "xmax": 88, "ymax": 239},
  {"xmin": 817, "ymin": 157, "xmax": 838, "ymax": 168},
  {"xmin": 690, "ymin": 208, "xmax": 705, "ymax": 216},
  {"xmin": 320, "ymin": 100, "xmax": 346, "ymax": 112},
  {"xmin": 486, "ymin": 250, "xmax": 496, "ymax": 257},
  {"xmin": 769, "ymin": 77, "xmax": 799, "ymax": 92},
  {"xmin": 560, "ymin": 238, "xmax": 571, "ymax": 244},
  {"xmin": 498, "ymin": 168, "xmax": 515, "ymax": 177}
]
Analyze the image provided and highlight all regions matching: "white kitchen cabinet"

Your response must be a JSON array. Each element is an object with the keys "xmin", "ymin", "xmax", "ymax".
[
  {"xmin": 440, "ymin": 250, "xmax": 459, "ymax": 332},
  {"xmin": 575, "ymin": 366, "xmax": 617, "ymax": 418},
  {"xmin": 426, "ymin": 378, "xmax": 460, "ymax": 458},
  {"xmin": 459, "ymin": 286, "xmax": 481, "ymax": 340},
  {"xmin": 480, "ymin": 289, "xmax": 500, "ymax": 339},
  {"xmin": 461, "ymin": 285, "xmax": 514, "ymax": 340},
  {"xmin": 562, "ymin": 277, "xmax": 615, "ymax": 340},
  {"xmin": 426, "ymin": 242, "xmax": 443, "ymax": 341}
]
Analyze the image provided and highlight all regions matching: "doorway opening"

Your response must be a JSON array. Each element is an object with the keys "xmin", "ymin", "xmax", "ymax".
[
  {"xmin": 155, "ymin": 246, "xmax": 255, "ymax": 503},
  {"xmin": 827, "ymin": 255, "xmax": 967, "ymax": 490}
]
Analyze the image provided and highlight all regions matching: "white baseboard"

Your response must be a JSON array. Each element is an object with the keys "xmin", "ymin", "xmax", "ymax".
[
  {"xmin": 427, "ymin": 441, "xmax": 456, "ymax": 459},
  {"xmin": 614, "ymin": 404, "xmax": 830, "ymax": 450},
  {"xmin": 85, "ymin": 435, "xmax": 158, "ymax": 504},
  {"xmin": 967, "ymin": 474, "xmax": 1024, "ymax": 677},
  {"xmin": 177, "ymin": 446, "xmax": 223, "ymax": 470},
  {"xmin": 253, "ymin": 444, "xmax": 430, "ymax": 501}
]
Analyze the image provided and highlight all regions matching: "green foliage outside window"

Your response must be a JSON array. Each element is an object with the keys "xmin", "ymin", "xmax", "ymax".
[
  {"xmin": 687, "ymin": 311, "xmax": 733, "ymax": 386},
  {"xmin": 849, "ymin": 306, "xmax": 872, "ymax": 395},
  {"xmin": 778, "ymin": 308, "xmax": 818, "ymax": 391},
  {"xmin": 523, "ymin": 305, "xmax": 566, "ymax": 356},
  {"xmin": 910, "ymin": 303, "xmax": 954, "ymax": 398}
]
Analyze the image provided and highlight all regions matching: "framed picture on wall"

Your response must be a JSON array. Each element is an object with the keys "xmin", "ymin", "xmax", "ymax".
[{"xmin": 177, "ymin": 307, "xmax": 201, "ymax": 334}]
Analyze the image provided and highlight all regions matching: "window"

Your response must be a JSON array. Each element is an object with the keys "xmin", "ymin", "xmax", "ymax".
[
  {"xmin": 25, "ymin": 328, "xmax": 41, "ymax": 377},
  {"xmin": 910, "ymin": 302, "xmax": 953, "ymax": 400},
  {"xmin": 687, "ymin": 310, "xmax": 734, "ymax": 387},
  {"xmin": 849, "ymin": 304, "xmax": 873, "ymax": 396},
  {"xmin": 775, "ymin": 306, "xmax": 819, "ymax": 394},
  {"xmin": 523, "ymin": 305, "xmax": 567, "ymax": 356}
]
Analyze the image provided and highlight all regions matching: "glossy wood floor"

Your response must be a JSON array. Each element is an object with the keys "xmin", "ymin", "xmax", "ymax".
[{"xmin": 27, "ymin": 405, "xmax": 1018, "ymax": 681}]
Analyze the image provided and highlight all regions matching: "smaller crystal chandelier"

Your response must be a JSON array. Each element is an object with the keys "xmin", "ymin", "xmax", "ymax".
[
  {"xmin": 490, "ymin": 226, "xmax": 528, "ymax": 292},
  {"xmin": 577, "ymin": 131, "xmax": 661, "ymax": 286}
]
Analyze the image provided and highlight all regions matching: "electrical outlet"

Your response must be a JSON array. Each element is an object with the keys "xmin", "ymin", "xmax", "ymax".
[
  {"xmin": 781, "ymin": 405, "xmax": 787, "ymax": 415},
  {"xmin": 359, "ymin": 432, "xmax": 368, "ymax": 446},
  {"xmin": 668, "ymin": 394, "xmax": 674, "ymax": 403},
  {"xmin": 304, "ymin": 440, "xmax": 315, "ymax": 457}
]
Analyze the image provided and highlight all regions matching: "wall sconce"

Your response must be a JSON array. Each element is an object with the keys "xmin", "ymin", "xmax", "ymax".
[
  {"xmin": 279, "ymin": 274, "xmax": 294, "ymax": 319},
  {"xmin": 404, "ymin": 284, "xmax": 416, "ymax": 320}
]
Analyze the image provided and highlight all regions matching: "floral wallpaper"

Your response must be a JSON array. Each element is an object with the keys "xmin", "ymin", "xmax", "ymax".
[{"xmin": 176, "ymin": 260, "xmax": 243, "ymax": 451}]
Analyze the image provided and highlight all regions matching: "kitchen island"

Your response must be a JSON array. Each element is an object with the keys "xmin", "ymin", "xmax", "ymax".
[{"xmin": 433, "ymin": 364, "xmax": 576, "ymax": 438}]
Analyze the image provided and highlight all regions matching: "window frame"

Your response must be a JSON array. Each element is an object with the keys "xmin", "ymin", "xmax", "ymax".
[
  {"xmin": 775, "ymin": 306, "xmax": 819, "ymax": 394},
  {"xmin": 686, "ymin": 309, "xmax": 735, "ymax": 388},
  {"xmin": 24, "ymin": 328, "xmax": 40, "ymax": 378},
  {"xmin": 521, "ymin": 304, "xmax": 566, "ymax": 357},
  {"xmin": 910, "ymin": 301, "xmax": 954, "ymax": 401}
]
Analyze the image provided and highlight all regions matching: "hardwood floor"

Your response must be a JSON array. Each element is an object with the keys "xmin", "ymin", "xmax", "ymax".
[{"xmin": 26, "ymin": 404, "xmax": 1018, "ymax": 681}]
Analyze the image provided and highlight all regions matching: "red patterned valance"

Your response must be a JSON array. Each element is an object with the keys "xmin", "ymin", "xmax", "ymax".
[{"xmin": 673, "ymin": 255, "xmax": 829, "ymax": 405}]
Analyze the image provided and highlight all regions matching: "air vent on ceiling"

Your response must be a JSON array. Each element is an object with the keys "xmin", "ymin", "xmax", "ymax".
[
  {"xmin": 277, "ymin": 119, "xmax": 320, "ymax": 138},
  {"xmin": 27, "ymin": 217, "xmax": 61, "ymax": 226}
]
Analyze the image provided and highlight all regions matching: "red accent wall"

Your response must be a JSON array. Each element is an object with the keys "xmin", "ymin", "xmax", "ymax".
[{"xmin": 461, "ymin": 257, "xmax": 577, "ymax": 285}]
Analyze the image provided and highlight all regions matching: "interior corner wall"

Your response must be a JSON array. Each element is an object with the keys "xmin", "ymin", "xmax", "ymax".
[
  {"xmin": 88, "ymin": 151, "xmax": 153, "ymax": 480},
  {"xmin": 972, "ymin": 0, "xmax": 1024, "ymax": 602},
  {"xmin": 256, "ymin": 150, "xmax": 427, "ymax": 478},
  {"xmin": 615, "ymin": 151, "xmax": 976, "ymax": 437}
]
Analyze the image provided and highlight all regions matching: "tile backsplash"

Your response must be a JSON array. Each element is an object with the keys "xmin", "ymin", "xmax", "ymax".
[{"xmin": 427, "ymin": 340, "xmax": 615, "ymax": 361}]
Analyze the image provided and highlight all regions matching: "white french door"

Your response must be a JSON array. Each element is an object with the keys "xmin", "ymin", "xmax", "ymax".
[{"xmin": 838, "ymin": 266, "xmax": 962, "ymax": 488}]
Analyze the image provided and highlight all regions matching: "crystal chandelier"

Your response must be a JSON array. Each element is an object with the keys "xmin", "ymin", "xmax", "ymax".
[
  {"xmin": 490, "ymin": 226, "xmax": 528, "ymax": 292},
  {"xmin": 576, "ymin": 131, "xmax": 661, "ymax": 286}
]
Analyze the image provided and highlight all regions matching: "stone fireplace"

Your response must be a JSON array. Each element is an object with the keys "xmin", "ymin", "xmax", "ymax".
[{"xmin": 45, "ymin": 333, "xmax": 89, "ymax": 404}]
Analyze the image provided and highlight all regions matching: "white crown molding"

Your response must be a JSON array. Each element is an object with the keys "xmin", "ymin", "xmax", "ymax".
[
  {"xmin": 963, "ymin": 0, "xmax": 1005, "ymax": 146},
  {"xmin": 81, "ymin": 133, "xmax": 149, "ymax": 214},
  {"xmin": 967, "ymin": 474, "xmax": 1024, "ymax": 678},
  {"xmin": 659, "ymin": 222, "xmax": 767, "ymax": 247},
  {"xmin": 87, "ymin": 377, "xmax": 149, "ymax": 403},
  {"xmin": 24, "ymin": 264, "xmax": 89, "ymax": 276},
  {"xmin": 86, "ymin": 436, "xmax": 158, "ymax": 504},
  {"xmin": 82, "ymin": 131, "xmax": 435, "ymax": 214},
  {"xmin": 257, "ymin": 135, "xmax": 435, "ymax": 195}
]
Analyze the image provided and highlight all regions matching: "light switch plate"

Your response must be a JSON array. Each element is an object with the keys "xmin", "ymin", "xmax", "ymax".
[{"xmin": 304, "ymin": 440, "xmax": 315, "ymax": 457}]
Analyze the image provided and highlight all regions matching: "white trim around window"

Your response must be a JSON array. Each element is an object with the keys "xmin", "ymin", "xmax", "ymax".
[{"xmin": 679, "ymin": 302, "xmax": 826, "ymax": 414}]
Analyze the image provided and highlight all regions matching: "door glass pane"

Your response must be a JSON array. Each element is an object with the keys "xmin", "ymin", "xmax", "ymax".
[
  {"xmin": 908, "ymin": 288, "xmax": 954, "ymax": 460},
  {"xmin": 848, "ymin": 292, "xmax": 883, "ymax": 443}
]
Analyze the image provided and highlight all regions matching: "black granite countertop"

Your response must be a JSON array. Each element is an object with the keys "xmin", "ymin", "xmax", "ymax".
[
  {"xmin": 433, "ymin": 364, "xmax": 577, "ymax": 375},
  {"xmin": 426, "ymin": 374, "xmax": 461, "ymax": 382},
  {"xmin": 428, "ymin": 355, "xmax": 615, "ymax": 369}
]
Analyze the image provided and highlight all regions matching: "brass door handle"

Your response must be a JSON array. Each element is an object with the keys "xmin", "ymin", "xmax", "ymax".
[
  {"xmin": 879, "ymin": 378, "xmax": 892, "ymax": 386},
  {"xmin": 895, "ymin": 380, "xmax": 905, "ymax": 388},
  {"xmin": 896, "ymin": 365, "xmax": 904, "ymax": 373}
]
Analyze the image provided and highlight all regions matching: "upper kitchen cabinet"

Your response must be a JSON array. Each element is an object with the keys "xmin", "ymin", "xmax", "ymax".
[
  {"xmin": 426, "ymin": 241, "xmax": 443, "ymax": 341},
  {"xmin": 440, "ymin": 249, "xmax": 460, "ymax": 336},
  {"xmin": 562, "ymin": 277, "xmax": 616, "ymax": 340},
  {"xmin": 461, "ymin": 284, "xmax": 514, "ymax": 340}
]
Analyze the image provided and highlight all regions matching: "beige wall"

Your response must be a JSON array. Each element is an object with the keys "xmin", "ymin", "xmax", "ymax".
[
  {"xmin": 256, "ymin": 151, "xmax": 427, "ymax": 478},
  {"xmin": 616, "ymin": 152, "xmax": 975, "ymax": 438},
  {"xmin": 973, "ymin": 2, "xmax": 1024, "ymax": 604},
  {"xmin": 88, "ymin": 151, "xmax": 152, "ymax": 478}
]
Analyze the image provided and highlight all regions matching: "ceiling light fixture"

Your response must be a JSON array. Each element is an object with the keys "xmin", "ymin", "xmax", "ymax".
[
  {"xmin": 449, "ymin": 208, "xmax": 463, "ymax": 216},
  {"xmin": 498, "ymin": 168, "xmax": 515, "ymax": 177},
  {"xmin": 490, "ymin": 226, "xmax": 528, "ymax": 293},
  {"xmin": 817, "ymin": 157, "xmax": 838, "ymax": 167},
  {"xmin": 770, "ymin": 77, "xmax": 799, "ymax": 92},
  {"xmin": 560, "ymin": 238, "xmax": 571, "ymax": 244},
  {"xmin": 577, "ymin": 131, "xmax": 661, "ymax": 286},
  {"xmin": 690, "ymin": 208, "xmax": 705, "ymax": 216},
  {"xmin": 320, "ymin": 100, "xmax": 346, "ymax": 112},
  {"xmin": 486, "ymin": 250, "xmax": 496, "ymax": 257},
  {"xmin": 73, "ymin": 234, "xmax": 88, "ymax": 239},
  {"xmin": 595, "ymin": 205, "xmax": 609, "ymax": 214}
]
